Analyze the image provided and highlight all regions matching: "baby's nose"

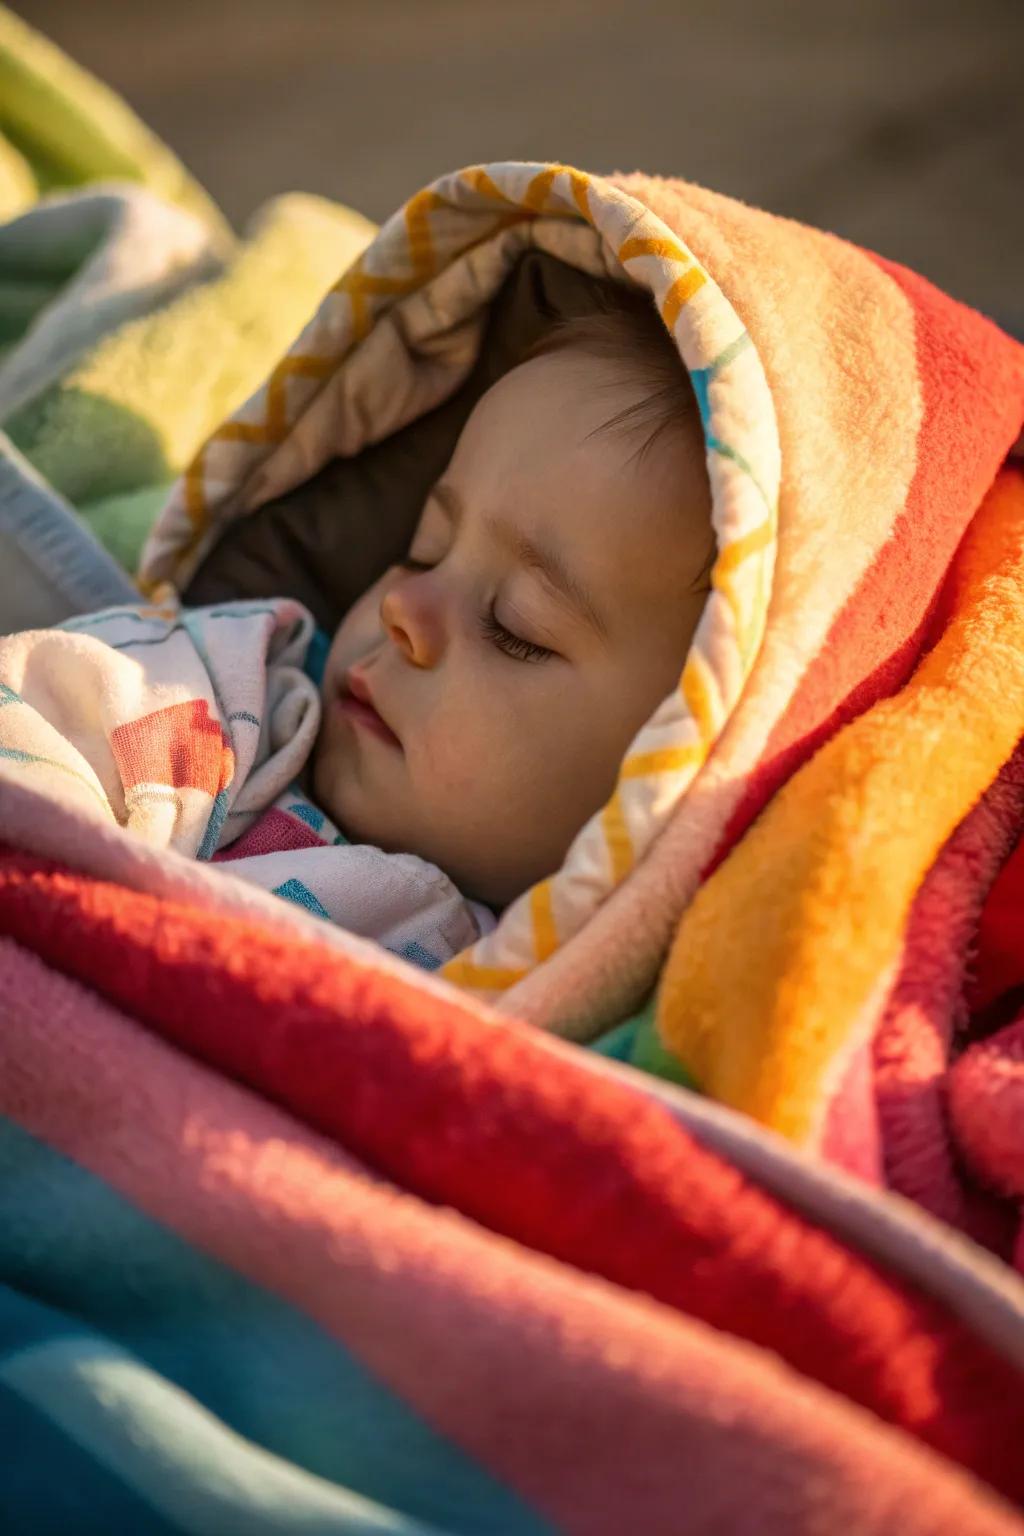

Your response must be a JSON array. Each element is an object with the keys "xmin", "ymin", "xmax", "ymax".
[{"xmin": 380, "ymin": 582, "xmax": 443, "ymax": 667}]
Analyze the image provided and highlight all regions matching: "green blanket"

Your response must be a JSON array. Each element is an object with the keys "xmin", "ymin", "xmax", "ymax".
[{"xmin": 0, "ymin": 4, "xmax": 376, "ymax": 573}]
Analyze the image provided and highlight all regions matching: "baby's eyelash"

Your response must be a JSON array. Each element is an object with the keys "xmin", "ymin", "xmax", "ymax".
[
  {"xmin": 479, "ymin": 609, "xmax": 553, "ymax": 664},
  {"xmin": 396, "ymin": 562, "xmax": 553, "ymax": 664}
]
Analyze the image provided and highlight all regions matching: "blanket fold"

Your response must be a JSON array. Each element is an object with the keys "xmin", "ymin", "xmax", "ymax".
[
  {"xmin": 658, "ymin": 465, "xmax": 1024, "ymax": 1160},
  {"xmin": 131, "ymin": 156, "xmax": 1024, "ymax": 1259},
  {"xmin": 0, "ymin": 3, "xmax": 375, "ymax": 578},
  {"xmin": 0, "ymin": 596, "xmax": 486, "ymax": 963},
  {"xmin": 2, "ymin": 14, "xmax": 1024, "ymax": 1532},
  {"xmin": 3, "ymin": 852, "xmax": 1024, "ymax": 1535}
]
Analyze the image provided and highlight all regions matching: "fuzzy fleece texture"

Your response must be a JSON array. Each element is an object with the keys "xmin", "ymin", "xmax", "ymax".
[
  {"xmin": 138, "ymin": 165, "xmax": 1024, "ymax": 1057},
  {"xmin": 0, "ymin": 6, "xmax": 375, "ymax": 570},
  {"xmin": 3, "ymin": 850, "xmax": 1024, "ymax": 1534},
  {"xmin": 135, "ymin": 160, "xmax": 1024, "ymax": 1213},
  {"xmin": 658, "ymin": 468, "xmax": 1024, "ymax": 1158},
  {"xmin": 2, "ymin": 35, "xmax": 1024, "ymax": 1524}
]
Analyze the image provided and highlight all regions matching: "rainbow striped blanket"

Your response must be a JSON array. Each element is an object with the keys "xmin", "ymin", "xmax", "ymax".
[
  {"xmin": 136, "ymin": 162, "xmax": 1024, "ymax": 1208},
  {"xmin": 2, "ymin": 57, "xmax": 1024, "ymax": 1532}
]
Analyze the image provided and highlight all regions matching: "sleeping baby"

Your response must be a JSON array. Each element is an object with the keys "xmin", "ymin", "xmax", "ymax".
[{"xmin": 0, "ymin": 278, "xmax": 713, "ymax": 970}]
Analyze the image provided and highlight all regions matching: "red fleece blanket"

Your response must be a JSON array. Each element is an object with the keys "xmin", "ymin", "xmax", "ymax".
[{"xmin": 2, "ymin": 844, "xmax": 1024, "ymax": 1534}]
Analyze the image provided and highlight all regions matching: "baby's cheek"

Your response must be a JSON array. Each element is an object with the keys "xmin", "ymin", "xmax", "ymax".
[
  {"xmin": 417, "ymin": 730, "xmax": 480, "ymax": 801},
  {"xmin": 416, "ymin": 706, "xmax": 511, "ymax": 807}
]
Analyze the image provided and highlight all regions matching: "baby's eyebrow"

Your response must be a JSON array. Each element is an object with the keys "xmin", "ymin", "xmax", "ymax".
[
  {"xmin": 428, "ymin": 480, "xmax": 608, "ymax": 640},
  {"xmin": 497, "ymin": 523, "xmax": 609, "ymax": 641}
]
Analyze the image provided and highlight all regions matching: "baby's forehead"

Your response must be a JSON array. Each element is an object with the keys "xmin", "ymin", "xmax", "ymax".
[
  {"xmin": 468, "ymin": 347, "xmax": 644, "ymax": 446},
  {"xmin": 441, "ymin": 349, "xmax": 712, "ymax": 596}
]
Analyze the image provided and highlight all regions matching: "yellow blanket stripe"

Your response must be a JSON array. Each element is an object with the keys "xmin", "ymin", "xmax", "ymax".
[
  {"xmin": 711, "ymin": 513, "xmax": 775, "ymax": 666},
  {"xmin": 661, "ymin": 268, "xmax": 707, "ymax": 330},
  {"xmin": 601, "ymin": 791, "xmax": 635, "ymax": 881},
  {"xmin": 656, "ymin": 469, "xmax": 1024, "ymax": 1145},
  {"xmin": 265, "ymin": 356, "xmax": 335, "ymax": 443},
  {"xmin": 440, "ymin": 960, "xmax": 528, "ymax": 990},
  {"xmin": 404, "ymin": 187, "xmax": 444, "ymax": 279},
  {"xmin": 617, "ymin": 236, "xmax": 687, "ymax": 265},
  {"xmin": 530, "ymin": 879, "xmax": 559, "ymax": 961},
  {"xmin": 681, "ymin": 650, "xmax": 718, "ymax": 743},
  {"xmin": 460, "ymin": 166, "xmax": 510, "ymax": 203},
  {"xmin": 621, "ymin": 745, "xmax": 704, "ymax": 779}
]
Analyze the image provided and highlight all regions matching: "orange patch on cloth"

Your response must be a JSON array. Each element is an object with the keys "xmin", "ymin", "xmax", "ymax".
[{"xmin": 111, "ymin": 699, "xmax": 234, "ymax": 798}]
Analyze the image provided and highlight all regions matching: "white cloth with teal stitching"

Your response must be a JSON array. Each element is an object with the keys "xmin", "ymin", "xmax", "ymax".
[{"xmin": 0, "ymin": 596, "xmax": 492, "ymax": 969}]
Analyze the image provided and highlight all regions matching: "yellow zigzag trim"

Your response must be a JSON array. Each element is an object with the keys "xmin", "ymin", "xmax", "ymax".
[
  {"xmin": 518, "ymin": 163, "xmax": 593, "ymax": 220},
  {"xmin": 460, "ymin": 166, "xmax": 510, "ymax": 202},
  {"xmin": 179, "ymin": 166, "xmax": 600, "ymax": 566},
  {"xmin": 712, "ymin": 514, "xmax": 775, "ymax": 665},
  {"xmin": 404, "ymin": 187, "xmax": 444, "ymax": 280},
  {"xmin": 566, "ymin": 169, "xmax": 593, "ymax": 220},
  {"xmin": 618, "ymin": 235, "xmax": 687, "ymax": 265},
  {"xmin": 266, "ymin": 355, "xmax": 335, "ymax": 443},
  {"xmin": 523, "ymin": 167, "xmax": 559, "ymax": 213},
  {"xmin": 662, "ymin": 267, "xmax": 708, "ymax": 330},
  {"xmin": 179, "ymin": 355, "xmax": 337, "ymax": 552},
  {"xmin": 681, "ymin": 650, "xmax": 717, "ymax": 744},
  {"xmin": 601, "ymin": 791, "xmax": 634, "ymax": 881},
  {"xmin": 620, "ymin": 743, "xmax": 704, "ymax": 779},
  {"xmin": 530, "ymin": 879, "xmax": 559, "ymax": 961},
  {"xmin": 440, "ymin": 959, "xmax": 528, "ymax": 990}
]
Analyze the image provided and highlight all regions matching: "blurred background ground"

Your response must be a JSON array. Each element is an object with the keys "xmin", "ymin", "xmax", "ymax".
[{"xmin": 16, "ymin": 0, "xmax": 1024, "ymax": 327}]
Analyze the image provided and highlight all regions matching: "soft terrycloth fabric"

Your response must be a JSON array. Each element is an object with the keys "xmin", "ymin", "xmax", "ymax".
[
  {"xmin": 0, "ymin": 598, "xmax": 488, "ymax": 965},
  {"xmin": 872, "ymin": 740, "xmax": 1024, "ymax": 1246},
  {"xmin": 0, "ymin": 188, "xmax": 374, "ymax": 573},
  {"xmin": 133, "ymin": 154, "xmax": 1024, "ymax": 1249},
  {"xmin": 2, "ymin": 23, "xmax": 1024, "ymax": 1520},
  {"xmin": 5, "ymin": 756, "xmax": 1024, "ymax": 1527},
  {"xmin": 4, "ymin": 855, "xmax": 1024, "ymax": 1534},
  {"xmin": 970, "ymin": 825, "xmax": 1024, "ymax": 1017},
  {"xmin": 0, "ymin": 6, "xmax": 375, "ymax": 574},
  {"xmin": 0, "ymin": 186, "xmax": 224, "ymax": 423},
  {"xmin": 658, "ymin": 467, "xmax": 1024, "ymax": 1176},
  {"xmin": 131, "ymin": 157, "xmax": 1024, "ymax": 1234}
]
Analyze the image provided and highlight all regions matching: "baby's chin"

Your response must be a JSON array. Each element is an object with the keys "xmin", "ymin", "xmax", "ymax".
[
  {"xmin": 311, "ymin": 732, "xmax": 365, "ymax": 839},
  {"xmin": 312, "ymin": 728, "xmax": 414, "ymax": 854}
]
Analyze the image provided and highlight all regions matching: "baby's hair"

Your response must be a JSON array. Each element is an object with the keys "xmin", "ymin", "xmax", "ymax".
[{"xmin": 521, "ymin": 274, "xmax": 715, "ymax": 592}]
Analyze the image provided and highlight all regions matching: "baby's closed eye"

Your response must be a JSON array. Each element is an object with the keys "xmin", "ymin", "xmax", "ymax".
[{"xmin": 479, "ymin": 609, "xmax": 554, "ymax": 664}]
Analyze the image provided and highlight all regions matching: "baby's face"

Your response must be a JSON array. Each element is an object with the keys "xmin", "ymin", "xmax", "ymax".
[{"xmin": 313, "ymin": 348, "xmax": 711, "ymax": 905}]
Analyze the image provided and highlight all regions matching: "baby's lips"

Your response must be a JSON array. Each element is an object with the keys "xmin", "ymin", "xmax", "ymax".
[
  {"xmin": 343, "ymin": 665, "xmax": 374, "ymax": 706},
  {"xmin": 341, "ymin": 666, "xmax": 403, "ymax": 747}
]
